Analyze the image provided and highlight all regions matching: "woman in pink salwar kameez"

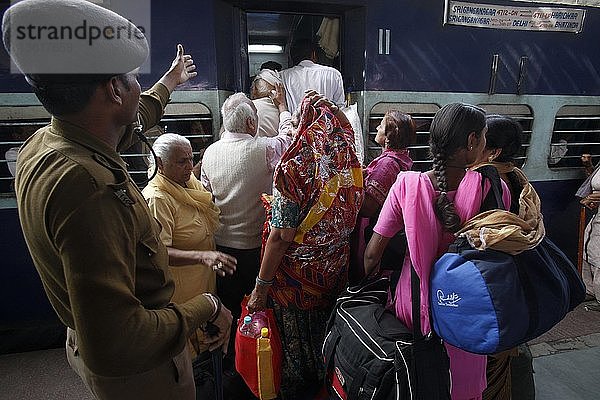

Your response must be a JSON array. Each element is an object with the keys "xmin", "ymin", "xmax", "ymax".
[{"xmin": 365, "ymin": 103, "xmax": 511, "ymax": 400}]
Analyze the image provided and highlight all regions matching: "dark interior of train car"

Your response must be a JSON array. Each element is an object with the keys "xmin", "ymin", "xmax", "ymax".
[
  {"xmin": 247, "ymin": 13, "xmax": 341, "ymax": 72},
  {"xmin": 245, "ymin": 10, "xmax": 343, "ymax": 93}
]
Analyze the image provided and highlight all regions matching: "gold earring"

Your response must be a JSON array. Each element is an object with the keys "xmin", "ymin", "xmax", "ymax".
[
  {"xmin": 469, "ymin": 146, "xmax": 473, "ymax": 151},
  {"xmin": 488, "ymin": 156, "xmax": 495, "ymax": 162}
]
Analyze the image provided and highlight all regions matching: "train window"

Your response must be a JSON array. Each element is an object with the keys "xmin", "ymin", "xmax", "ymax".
[
  {"xmin": 478, "ymin": 104, "xmax": 533, "ymax": 168},
  {"xmin": 368, "ymin": 103, "xmax": 440, "ymax": 171},
  {"xmin": 124, "ymin": 102, "xmax": 213, "ymax": 186},
  {"xmin": 0, "ymin": 106, "xmax": 50, "ymax": 195},
  {"xmin": 548, "ymin": 105, "xmax": 600, "ymax": 170},
  {"xmin": 0, "ymin": 103, "xmax": 213, "ymax": 194}
]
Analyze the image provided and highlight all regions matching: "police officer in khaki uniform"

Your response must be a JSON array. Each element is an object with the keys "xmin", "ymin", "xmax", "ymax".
[{"xmin": 2, "ymin": 1, "xmax": 233, "ymax": 399}]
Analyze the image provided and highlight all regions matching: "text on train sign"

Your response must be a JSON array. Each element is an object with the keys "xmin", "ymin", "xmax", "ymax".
[{"xmin": 444, "ymin": 0, "xmax": 585, "ymax": 33}]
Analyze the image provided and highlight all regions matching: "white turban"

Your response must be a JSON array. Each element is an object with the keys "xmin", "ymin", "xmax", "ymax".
[{"xmin": 257, "ymin": 69, "xmax": 281, "ymax": 86}]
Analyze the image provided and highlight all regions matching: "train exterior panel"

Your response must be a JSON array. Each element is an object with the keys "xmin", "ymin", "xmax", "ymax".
[
  {"xmin": 363, "ymin": 0, "xmax": 600, "ymax": 95},
  {"xmin": 0, "ymin": 0, "xmax": 598, "ymax": 352}
]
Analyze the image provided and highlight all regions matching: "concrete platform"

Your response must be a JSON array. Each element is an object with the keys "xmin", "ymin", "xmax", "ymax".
[
  {"xmin": 526, "ymin": 301, "xmax": 600, "ymax": 400},
  {"xmin": 0, "ymin": 348, "xmax": 93, "ymax": 400},
  {"xmin": 2, "ymin": 301, "xmax": 600, "ymax": 400},
  {"xmin": 534, "ymin": 346, "xmax": 600, "ymax": 400}
]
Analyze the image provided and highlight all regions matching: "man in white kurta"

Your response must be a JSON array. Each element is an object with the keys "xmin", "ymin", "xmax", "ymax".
[
  {"xmin": 280, "ymin": 39, "xmax": 345, "ymax": 113},
  {"xmin": 201, "ymin": 92, "xmax": 292, "ymax": 322}
]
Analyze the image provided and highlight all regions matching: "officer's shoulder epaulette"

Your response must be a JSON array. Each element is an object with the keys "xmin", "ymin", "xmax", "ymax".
[{"xmin": 91, "ymin": 153, "xmax": 138, "ymax": 207}]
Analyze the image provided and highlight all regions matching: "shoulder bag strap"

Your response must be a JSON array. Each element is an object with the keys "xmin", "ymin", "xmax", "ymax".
[
  {"xmin": 476, "ymin": 165, "xmax": 506, "ymax": 212},
  {"xmin": 410, "ymin": 264, "xmax": 423, "ymax": 340}
]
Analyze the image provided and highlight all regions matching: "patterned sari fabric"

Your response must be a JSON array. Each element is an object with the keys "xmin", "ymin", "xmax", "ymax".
[
  {"xmin": 270, "ymin": 98, "xmax": 364, "ymax": 311},
  {"xmin": 266, "ymin": 98, "xmax": 362, "ymax": 399}
]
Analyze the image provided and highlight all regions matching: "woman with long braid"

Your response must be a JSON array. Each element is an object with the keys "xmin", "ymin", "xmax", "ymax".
[{"xmin": 364, "ymin": 103, "xmax": 511, "ymax": 399}]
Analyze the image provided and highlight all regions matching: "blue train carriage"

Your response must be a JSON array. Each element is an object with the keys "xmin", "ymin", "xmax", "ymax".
[{"xmin": 0, "ymin": 0, "xmax": 598, "ymax": 353}]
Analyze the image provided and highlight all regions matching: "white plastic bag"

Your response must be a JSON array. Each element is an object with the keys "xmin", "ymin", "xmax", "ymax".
[{"xmin": 341, "ymin": 103, "xmax": 365, "ymax": 166}]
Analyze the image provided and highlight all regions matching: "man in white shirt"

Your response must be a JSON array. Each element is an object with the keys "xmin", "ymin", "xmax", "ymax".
[
  {"xmin": 201, "ymin": 89, "xmax": 291, "ymax": 322},
  {"xmin": 280, "ymin": 39, "xmax": 367, "ymax": 166},
  {"xmin": 200, "ymin": 90, "xmax": 291, "ymax": 393},
  {"xmin": 280, "ymin": 38, "xmax": 345, "ymax": 113}
]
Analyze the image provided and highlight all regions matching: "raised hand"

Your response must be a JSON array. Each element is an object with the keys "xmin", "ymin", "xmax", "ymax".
[{"xmin": 159, "ymin": 44, "xmax": 197, "ymax": 92}]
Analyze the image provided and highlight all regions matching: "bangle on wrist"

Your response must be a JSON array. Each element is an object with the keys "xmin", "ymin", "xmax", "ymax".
[
  {"xmin": 203, "ymin": 293, "xmax": 221, "ymax": 323},
  {"xmin": 256, "ymin": 276, "xmax": 275, "ymax": 286}
]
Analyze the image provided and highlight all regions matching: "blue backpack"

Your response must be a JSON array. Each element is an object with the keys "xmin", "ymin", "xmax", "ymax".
[{"xmin": 430, "ymin": 167, "xmax": 585, "ymax": 354}]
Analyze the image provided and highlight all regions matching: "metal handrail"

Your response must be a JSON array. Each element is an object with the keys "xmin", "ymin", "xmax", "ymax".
[{"xmin": 0, "ymin": 121, "xmax": 50, "ymax": 127}]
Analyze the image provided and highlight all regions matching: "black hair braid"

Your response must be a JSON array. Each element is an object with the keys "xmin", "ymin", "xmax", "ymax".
[
  {"xmin": 432, "ymin": 152, "xmax": 462, "ymax": 233},
  {"xmin": 428, "ymin": 102, "xmax": 486, "ymax": 232}
]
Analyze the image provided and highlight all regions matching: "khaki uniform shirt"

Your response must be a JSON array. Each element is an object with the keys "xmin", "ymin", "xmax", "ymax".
[{"xmin": 15, "ymin": 83, "xmax": 213, "ymax": 377}]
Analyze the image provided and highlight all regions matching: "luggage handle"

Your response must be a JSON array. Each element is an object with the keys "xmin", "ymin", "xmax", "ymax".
[{"xmin": 322, "ymin": 329, "xmax": 342, "ymax": 395}]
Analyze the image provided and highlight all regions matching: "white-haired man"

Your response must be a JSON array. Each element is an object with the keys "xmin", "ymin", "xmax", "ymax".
[{"xmin": 201, "ymin": 90, "xmax": 292, "ymax": 332}]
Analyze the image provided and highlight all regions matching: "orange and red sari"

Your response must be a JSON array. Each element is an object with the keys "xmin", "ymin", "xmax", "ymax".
[{"xmin": 269, "ymin": 98, "xmax": 364, "ymax": 310}]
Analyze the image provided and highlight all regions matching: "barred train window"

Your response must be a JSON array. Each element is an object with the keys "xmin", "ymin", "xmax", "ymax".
[
  {"xmin": 0, "ymin": 103, "xmax": 214, "ymax": 194},
  {"xmin": 548, "ymin": 105, "xmax": 600, "ymax": 170},
  {"xmin": 477, "ymin": 104, "xmax": 533, "ymax": 168},
  {"xmin": 124, "ymin": 103, "xmax": 213, "ymax": 186},
  {"xmin": 368, "ymin": 103, "xmax": 440, "ymax": 172},
  {"xmin": 0, "ymin": 106, "xmax": 50, "ymax": 195},
  {"xmin": 368, "ymin": 103, "xmax": 533, "ymax": 172}
]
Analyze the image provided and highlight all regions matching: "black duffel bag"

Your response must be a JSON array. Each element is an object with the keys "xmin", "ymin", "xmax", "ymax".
[{"xmin": 322, "ymin": 270, "xmax": 451, "ymax": 400}]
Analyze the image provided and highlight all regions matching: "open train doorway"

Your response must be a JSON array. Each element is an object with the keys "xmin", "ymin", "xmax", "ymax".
[{"xmin": 245, "ymin": 12, "xmax": 342, "ymax": 89}]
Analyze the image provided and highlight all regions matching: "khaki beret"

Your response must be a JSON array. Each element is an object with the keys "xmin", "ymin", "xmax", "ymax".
[{"xmin": 2, "ymin": 0, "xmax": 149, "ymax": 76}]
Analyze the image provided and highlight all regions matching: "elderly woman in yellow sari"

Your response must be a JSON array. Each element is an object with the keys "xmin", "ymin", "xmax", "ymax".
[{"xmin": 142, "ymin": 133, "xmax": 237, "ymax": 359}]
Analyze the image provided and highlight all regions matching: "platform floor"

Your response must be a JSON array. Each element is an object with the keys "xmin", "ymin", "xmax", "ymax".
[
  {"xmin": 534, "ymin": 346, "xmax": 600, "ymax": 400},
  {"xmin": 0, "ymin": 347, "xmax": 92, "ymax": 400},
  {"xmin": 2, "ymin": 301, "xmax": 600, "ymax": 400}
]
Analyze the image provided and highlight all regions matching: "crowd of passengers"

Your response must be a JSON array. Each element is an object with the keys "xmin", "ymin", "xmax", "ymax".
[{"xmin": 146, "ymin": 39, "xmax": 545, "ymax": 399}]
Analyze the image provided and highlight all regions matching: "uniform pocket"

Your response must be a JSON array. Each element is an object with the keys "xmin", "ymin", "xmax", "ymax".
[
  {"xmin": 172, "ymin": 348, "xmax": 193, "ymax": 385},
  {"xmin": 139, "ymin": 232, "xmax": 167, "ymax": 271},
  {"xmin": 140, "ymin": 234, "xmax": 159, "ymax": 256}
]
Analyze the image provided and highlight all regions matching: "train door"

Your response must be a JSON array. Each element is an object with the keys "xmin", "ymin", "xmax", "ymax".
[
  {"xmin": 226, "ymin": 0, "xmax": 367, "ymax": 100},
  {"xmin": 244, "ymin": 11, "xmax": 343, "ymax": 92},
  {"xmin": 246, "ymin": 13, "xmax": 341, "ymax": 71}
]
